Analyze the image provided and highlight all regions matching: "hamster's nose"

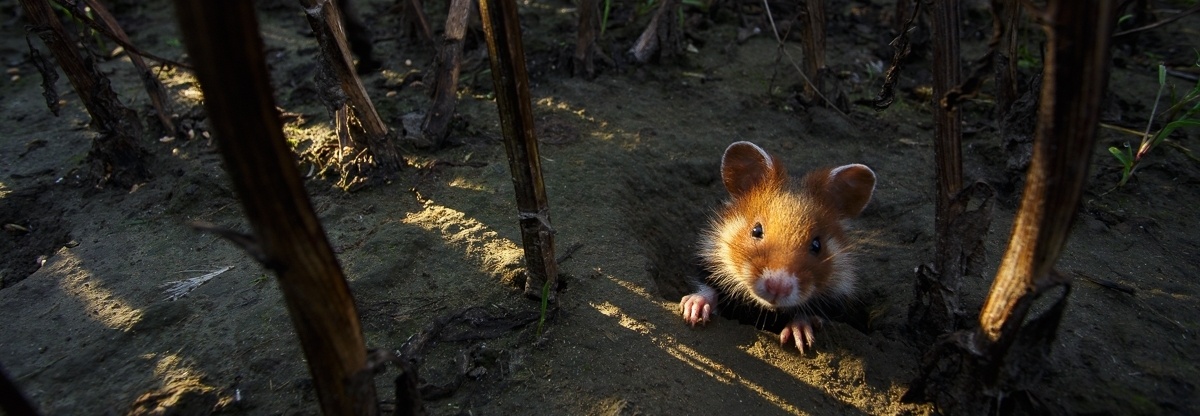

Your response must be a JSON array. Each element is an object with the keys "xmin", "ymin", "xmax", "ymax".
[{"xmin": 763, "ymin": 275, "xmax": 794, "ymax": 303}]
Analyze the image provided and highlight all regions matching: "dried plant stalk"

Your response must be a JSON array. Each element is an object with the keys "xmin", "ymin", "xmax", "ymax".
[
  {"xmin": 478, "ymin": 0, "xmax": 560, "ymax": 300},
  {"xmin": 909, "ymin": 0, "xmax": 972, "ymax": 339},
  {"xmin": 799, "ymin": 0, "xmax": 826, "ymax": 101},
  {"xmin": 574, "ymin": 0, "xmax": 600, "ymax": 79},
  {"xmin": 979, "ymin": 0, "xmax": 1114, "ymax": 358},
  {"xmin": 905, "ymin": 1, "xmax": 1115, "ymax": 412},
  {"xmin": 174, "ymin": 1, "xmax": 378, "ymax": 413},
  {"xmin": 421, "ymin": 0, "xmax": 472, "ymax": 148},
  {"xmin": 993, "ymin": 0, "xmax": 1022, "ymax": 116}
]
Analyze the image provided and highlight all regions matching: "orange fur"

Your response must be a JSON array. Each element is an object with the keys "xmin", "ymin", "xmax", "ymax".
[{"xmin": 700, "ymin": 142, "xmax": 874, "ymax": 312}]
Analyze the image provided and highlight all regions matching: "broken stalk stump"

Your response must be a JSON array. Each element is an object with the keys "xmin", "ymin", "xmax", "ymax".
[
  {"xmin": 573, "ymin": 0, "xmax": 600, "ymax": 78},
  {"xmin": 421, "ymin": 0, "xmax": 472, "ymax": 148},
  {"xmin": 301, "ymin": 0, "xmax": 401, "ymax": 172},
  {"xmin": 629, "ymin": 0, "xmax": 682, "ymax": 63},
  {"xmin": 174, "ymin": 1, "xmax": 379, "ymax": 414},
  {"xmin": 20, "ymin": 0, "xmax": 150, "ymax": 188},
  {"xmin": 478, "ymin": 0, "xmax": 560, "ymax": 301},
  {"xmin": 799, "ymin": 0, "xmax": 826, "ymax": 102}
]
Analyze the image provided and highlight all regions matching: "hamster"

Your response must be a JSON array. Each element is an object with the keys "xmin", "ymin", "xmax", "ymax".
[{"xmin": 680, "ymin": 141, "xmax": 876, "ymax": 353}]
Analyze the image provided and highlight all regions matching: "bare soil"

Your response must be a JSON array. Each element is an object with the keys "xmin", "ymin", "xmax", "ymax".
[{"xmin": 1, "ymin": 0, "xmax": 1198, "ymax": 415}]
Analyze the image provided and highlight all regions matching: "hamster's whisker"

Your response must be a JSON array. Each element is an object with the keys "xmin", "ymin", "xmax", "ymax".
[{"xmin": 821, "ymin": 243, "xmax": 856, "ymax": 264}]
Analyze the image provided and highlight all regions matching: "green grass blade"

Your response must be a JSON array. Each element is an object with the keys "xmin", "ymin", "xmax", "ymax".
[
  {"xmin": 1109, "ymin": 146, "xmax": 1132, "ymax": 165},
  {"xmin": 601, "ymin": 0, "xmax": 611, "ymax": 37}
]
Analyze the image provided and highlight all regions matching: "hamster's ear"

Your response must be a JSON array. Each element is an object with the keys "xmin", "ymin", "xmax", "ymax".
[
  {"xmin": 721, "ymin": 141, "xmax": 787, "ymax": 198},
  {"xmin": 824, "ymin": 164, "xmax": 876, "ymax": 218}
]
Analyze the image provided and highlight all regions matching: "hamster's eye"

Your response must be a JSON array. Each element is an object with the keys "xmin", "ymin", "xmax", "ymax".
[
  {"xmin": 809, "ymin": 237, "xmax": 821, "ymax": 254},
  {"xmin": 751, "ymin": 222, "xmax": 764, "ymax": 239}
]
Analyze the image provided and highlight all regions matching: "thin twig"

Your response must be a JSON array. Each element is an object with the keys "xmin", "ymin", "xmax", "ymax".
[
  {"xmin": 1113, "ymin": 4, "xmax": 1200, "ymax": 37},
  {"xmin": 1099, "ymin": 122, "xmax": 1149, "ymax": 138}
]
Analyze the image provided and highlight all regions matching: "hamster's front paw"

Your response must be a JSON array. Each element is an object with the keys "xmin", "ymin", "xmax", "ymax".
[
  {"xmin": 780, "ymin": 315, "xmax": 824, "ymax": 354},
  {"xmin": 680, "ymin": 294, "xmax": 712, "ymax": 326},
  {"xmin": 680, "ymin": 286, "xmax": 717, "ymax": 326}
]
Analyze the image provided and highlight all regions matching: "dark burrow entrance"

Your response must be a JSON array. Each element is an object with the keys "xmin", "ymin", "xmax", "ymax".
[{"xmin": 0, "ymin": 185, "xmax": 72, "ymax": 290}]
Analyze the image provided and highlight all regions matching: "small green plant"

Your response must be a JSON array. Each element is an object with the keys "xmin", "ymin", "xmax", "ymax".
[{"xmin": 1110, "ymin": 57, "xmax": 1200, "ymax": 187}]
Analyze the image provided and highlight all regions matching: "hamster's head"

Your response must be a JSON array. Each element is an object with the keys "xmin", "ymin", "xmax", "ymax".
[{"xmin": 701, "ymin": 142, "xmax": 876, "ymax": 310}]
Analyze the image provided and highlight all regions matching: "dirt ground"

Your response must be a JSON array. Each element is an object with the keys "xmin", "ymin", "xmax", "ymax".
[{"xmin": 1, "ymin": 0, "xmax": 1198, "ymax": 414}]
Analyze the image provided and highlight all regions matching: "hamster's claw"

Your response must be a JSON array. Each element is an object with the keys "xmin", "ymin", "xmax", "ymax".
[
  {"xmin": 780, "ymin": 316, "xmax": 822, "ymax": 354},
  {"xmin": 680, "ymin": 294, "xmax": 712, "ymax": 326}
]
